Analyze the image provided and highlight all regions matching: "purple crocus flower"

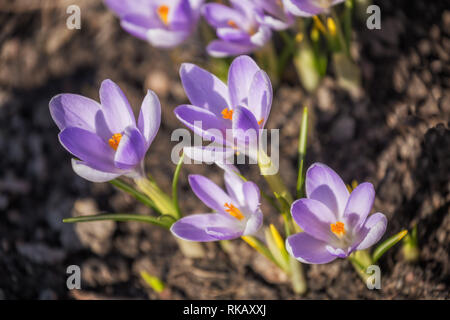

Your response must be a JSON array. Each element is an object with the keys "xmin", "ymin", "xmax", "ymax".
[
  {"xmin": 171, "ymin": 168, "xmax": 263, "ymax": 241},
  {"xmin": 286, "ymin": 163, "xmax": 387, "ymax": 264},
  {"xmin": 202, "ymin": 0, "xmax": 272, "ymax": 57},
  {"xmin": 105, "ymin": 0, "xmax": 203, "ymax": 48},
  {"xmin": 49, "ymin": 79, "xmax": 161, "ymax": 182},
  {"xmin": 174, "ymin": 55, "xmax": 272, "ymax": 160},
  {"xmin": 283, "ymin": 0, "xmax": 344, "ymax": 16},
  {"xmin": 255, "ymin": 0, "xmax": 294, "ymax": 30}
]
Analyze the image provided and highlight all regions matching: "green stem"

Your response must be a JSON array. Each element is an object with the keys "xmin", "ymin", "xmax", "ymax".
[
  {"xmin": 289, "ymin": 257, "xmax": 307, "ymax": 295},
  {"xmin": 135, "ymin": 177, "xmax": 178, "ymax": 218},
  {"xmin": 110, "ymin": 179, "xmax": 158, "ymax": 212},
  {"xmin": 330, "ymin": 8, "xmax": 350, "ymax": 57},
  {"xmin": 171, "ymin": 152, "xmax": 185, "ymax": 219}
]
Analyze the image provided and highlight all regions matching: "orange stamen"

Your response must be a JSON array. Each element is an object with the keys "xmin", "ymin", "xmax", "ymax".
[
  {"xmin": 258, "ymin": 118, "xmax": 264, "ymax": 126},
  {"xmin": 227, "ymin": 20, "xmax": 239, "ymax": 29},
  {"xmin": 221, "ymin": 108, "xmax": 233, "ymax": 120},
  {"xmin": 157, "ymin": 5, "xmax": 170, "ymax": 25},
  {"xmin": 108, "ymin": 133, "xmax": 122, "ymax": 151},
  {"xmin": 330, "ymin": 221, "xmax": 345, "ymax": 237},
  {"xmin": 224, "ymin": 203, "xmax": 244, "ymax": 220}
]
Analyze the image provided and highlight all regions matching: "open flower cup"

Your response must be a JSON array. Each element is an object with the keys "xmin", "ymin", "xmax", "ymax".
[
  {"xmin": 49, "ymin": 79, "xmax": 161, "ymax": 183},
  {"xmin": 286, "ymin": 163, "xmax": 388, "ymax": 264},
  {"xmin": 171, "ymin": 168, "xmax": 263, "ymax": 241}
]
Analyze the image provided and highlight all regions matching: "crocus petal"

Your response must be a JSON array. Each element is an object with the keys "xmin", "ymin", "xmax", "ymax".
[
  {"xmin": 242, "ymin": 181, "xmax": 260, "ymax": 212},
  {"xmin": 114, "ymin": 126, "xmax": 146, "ymax": 170},
  {"xmin": 59, "ymin": 127, "xmax": 116, "ymax": 172},
  {"xmin": 305, "ymin": 163, "xmax": 350, "ymax": 219},
  {"xmin": 247, "ymin": 70, "xmax": 272, "ymax": 127},
  {"xmin": 146, "ymin": 28, "xmax": 190, "ymax": 48},
  {"xmin": 356, "ymin": 212, "xmax": 388, "ymax": 251},
  {"xmin": 120, "ymin": 13, "xmax": 155, "ymax": 41},
  {"xmin": 171, "ymin": 213, "xmax": 240, "ymax": 241},
  {"xmin": 228, "ymin": 55, "xmax": 260, "ymax": 108},
  {"xmin": 202, "ymin": 3, "xmax": 244, "ymax": 28},
  {"xmin": 216, "ymin": 28, "xmax": 250, "ymax": 41},
  {"xmin": 232, "ymin": 106, "xmax": 260, "ymax": 147},
  {"xmin": 179, "ymin": 63, "xmax": 230, "ymax": 117},
  {"xmin": 249, "ymin": 26, "xmax": 272, "ymax": 47},
  {"xmin": 286, "ymin": 232, "xmax": 337, "ymax": 264},
  {"xmin": 49, "ymin": 94, "xmax": 112, "ymax": 138},
  {"xmin": 174, "ymin": 104, "xmax": 229, "ymax": 145},
  {"xmin": 100, "ymin": 79, "xmax": 136, "ymax": 134},
  {"xmin": 290, "ymin": 198, "xmax": 336, "ymax": 242},
  {"xmin": 138, "ymin": 90, "xmax": 161, "ymax": 149},
  {"xmin": 71, "ymin": 159, "xmax": 121, "ymax": 183},
  {"xmin": 206, "ymin": 40, "xmax": 255, "ymax": 58},
  {"xmin": 224, "ymin": 168, "xmax": 246, "ymax": 206},
  {"xmin": 183, "ymin": 146, "xmax": 235, "ymax": 167},
  {"xmin": 105, "ymin": 0, "xmax": 152, "ymax": 17},
  {"xmin": 188, "ymin": 174, "xmax": 233, "ymax": 214},
  {"xmin": 205, "ymin": 226, "xmax": 243, "ymax": 240},
  {"xmin": 343, "ymin": 182, "xmax": 375, "ymax": 230},
  {"xmin": 243, "ymin": 209, "xmax": 263, "ymax": 236}
]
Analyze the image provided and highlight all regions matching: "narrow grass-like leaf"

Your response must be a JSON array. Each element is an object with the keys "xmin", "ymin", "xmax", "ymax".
[
  {"xmin": 296, "ymin": 107, "xmax": 308, "ymax": 199},
  {"xmin": 372, "ymin": 230, "xmax": 408, "ymax": 263},
  {"xmin": 172, "ymin": 152, "xmax": 185, "ymax": 219},
  {"xmin": 140, "ymin": 271, "xmax": 165, "ymax": 293},
  {"xmin": 110, "ymin": 179, "xmax": 159, "ymax": 213},
  {"xmin": 241, "ymin": 236, "xmax": 283, "ymax": 270},
  {"xmin": 63, "ymin": 213, "xmax": 175, "ymax": 229}
]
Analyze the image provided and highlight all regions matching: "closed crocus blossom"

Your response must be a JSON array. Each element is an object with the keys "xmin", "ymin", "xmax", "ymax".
[
  {"xmin": 174, "ymin": 55, "xmax": 272, "ymax": 160},
  {"xmin": 202, "ymin": 0, "xmax": 272, "ymax": 57},
  {"xmin": 283, "ymin": 0, "xmax": 344, "ymax": 16},
  {"xmin": 171, "ymin": 168, "xmax": 263, "ymax": 241},
  {"xmin": 105, "ymin": 0, "xmax": 203, "ymax": 48},
  {"xmin": 255, "ymin": 0, "xmax": 294, "ymax": 30},
  {"xmin": 49, "ymin": 79, "xmax": 161, "ymax": 182},
  {"xmin": 286, "ymin": 163, "xmax": 387, "ymax": 264}
]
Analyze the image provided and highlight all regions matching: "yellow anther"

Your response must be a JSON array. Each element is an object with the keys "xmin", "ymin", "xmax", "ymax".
[
  {"xmin": 224, "ymin": 203, "xmax": 244, "ymax": 220},
  {"xmin": 157, "ymin": 5, "xmax": 170, "ymax": 25},
  {"xmin": 295, "ymin": 32, "xmax": 304, "ymax": 43},
  {"xmin": 221, "ymin": 108, "xmax": 233, "ymax": 120},
  {"xmin": 327, "ymin": 17, "xmax": 337, "ymax": 36},
  {"xmin": 331, "ymin": 221, "xmax": 346, "ymax": 237},
  {"xmin": 258, "ymin": 118, "xmax": 264, "ymax": 126},
  {"xmin": 108, "ymin": 133, "xmax": 122, "ymax": 151},
  {"xmin": 346, "ymin": 180, "xmax": 358, "ymax": 192}
]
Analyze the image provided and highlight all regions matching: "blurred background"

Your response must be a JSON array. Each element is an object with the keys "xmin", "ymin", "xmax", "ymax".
[{"xmin": 0, "ymin": 0, "xmax": 448, "ymax": 299}]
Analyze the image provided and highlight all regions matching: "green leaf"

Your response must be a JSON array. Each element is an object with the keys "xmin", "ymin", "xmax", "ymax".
[
  {"xmin": 241, "ymin": 236, "xmax": 283, "ymax": 270},
  {"xmin": 140, "ymin": 271, "xmax": 165, "ymax": 293},
  {"xmin": 110, "ymin": 179, "xmax": 159, "ymax": 213},
  {"xmin": 296, "ymin": 107, "xmax": 308, "ymax": 199},
  {"xmin": 372, "ymin": 230, "xmax": 408, "ymax": 263},
  {"xmin": 172, "ymin": 152, "xmax": 185, "ymax": 219},
  {"xmin": 63, "ymin": 213, "xmax": 175, "ymax": 229}
]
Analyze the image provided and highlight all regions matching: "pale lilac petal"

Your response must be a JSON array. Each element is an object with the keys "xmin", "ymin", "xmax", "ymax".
[
  {"xmin": 228, "ymin": 55, "xmax": 260, "ymax": 108},
  {"xmin": 104, "ymin": 0, "xmax": 152, "ymax": 17},
  {"xmin": 205, "ymin": 226, "xmax": 243, "ymax": 240},
  {"xmin": 120, "ymin": 14, "xmax": 156, "ymax": 41},
  {"xmin": 242, "ymin": 181, "xmax": 260, "ymax": 212},
  {"xmin": 290, "ymin": 198, "xmax": 336, "ymax": 242},
  {"xmin": 305, "ymin": 163, "xmax": 350, "ymax": 218},
  {"xmin": 356, "ymin": 213, "xmax": 388, "ymax": 251},
  {"xmin": 58, "ymin": 127, "xmax": 116, "ymax": 172},
  {"xmin": 138, "ymin": 90, "xmax": 161, "ymax": 149},
  {"xmin": 179, "ymin": 63, "xmax": 230, "ymax": 117},
  {"xmin": 71, "ymin": 159, "xmax": 121, "ymax": 183},
  {"xmin": 174, "ymin": 104, "xmax": 228, "ymax": 145},
  {"xmin": 206, "ymin": 40, "xmax": 255, "ymax": 58},
  {"xmin": 224, "ymin": 168, "xmax": 246, "ymax": 206},
  {"xmin": 216, "ymin": 28, "xmax": 249, "ymax": 41},
  {"xmin": 286, "ymin": 233, "xmax": 337, "ymax": 264},
  {"xmin": 247, "ymin": 70, "xmax": 272, "ymax": 127},
  {"xmin": 171, "ymin": 213, "xmax": 240, "ymax": 241},
  {"xmin": 188, "ymin": 174, "xmax": 233, "ymax": 214},
  {"xmin": 146, "ymin": 28, "xmax": 191, "ymax": 47},
  {"xmin": 232, "ymin": 106, "xmax": 259, "ymax": 139},
  {"xmin": 343, "ymin": 182, "xmax": 375, "ymax": 230},
  {"xmin": 249, "ymin": 26, "xmax": 272, "ymax": 47},
  {"xmin": 183, "ymin": 146, "xmax": 235, "ymax": 167},
  {"xmin": 49, "ymin": 94, "xmax": 111, "ymax": 139},
  {"xmin": 114, "ymin": 126, "xmax": 147, "ymax": 170},
  {"xmin": 202, "ymin": 3, "xmax": 244, "ymax": 28},
  {"xmin": 100, "ymin": 79, "xmax": 136, "ymax": 134},
  {"xmin": 243, "ymin": 209, "xmax": 263, "ymax": 236}
]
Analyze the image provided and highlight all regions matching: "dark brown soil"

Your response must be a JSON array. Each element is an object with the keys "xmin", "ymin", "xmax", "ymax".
[{"xmin": 0, "ymin": 0, "xmax": 448, "ymax": 299}]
